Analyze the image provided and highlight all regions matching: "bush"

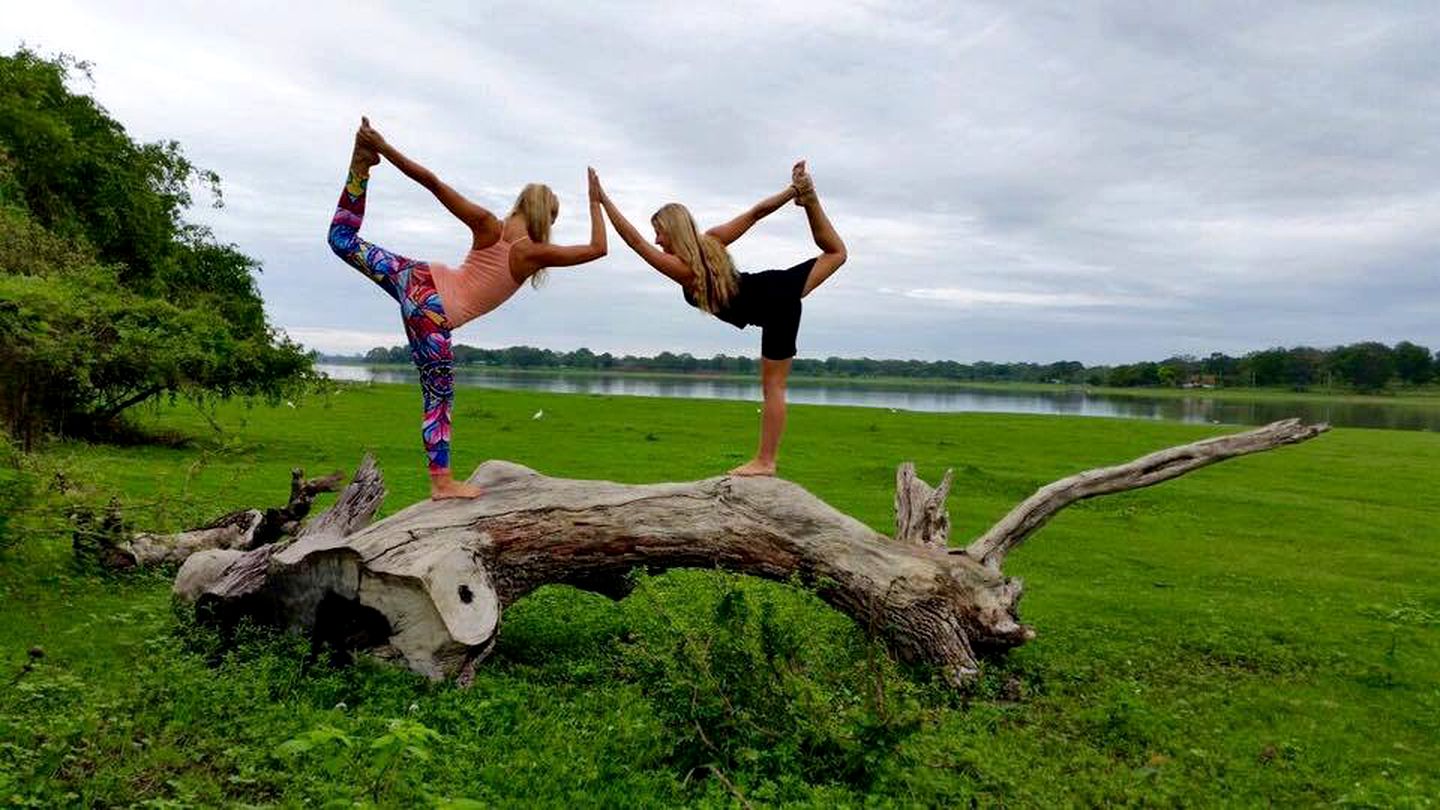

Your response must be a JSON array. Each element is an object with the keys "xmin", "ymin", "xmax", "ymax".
[
  {"xmin": 620, "ymin": 572, "xmax": 925, "ymax": 796},
  {"xmin": 0, "ymin": 255, "xmax": 314, "ymax": 446}
]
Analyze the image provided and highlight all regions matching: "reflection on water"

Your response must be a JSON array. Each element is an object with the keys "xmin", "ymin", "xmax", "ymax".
[{"xmin": 317, "ymin": 365, "xmax": 1438, "ymax": 431}]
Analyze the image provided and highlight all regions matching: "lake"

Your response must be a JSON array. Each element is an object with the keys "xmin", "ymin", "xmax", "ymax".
[{"xmin": 316, "ymin": 365, "xmax": 1439, "ymax": 431}]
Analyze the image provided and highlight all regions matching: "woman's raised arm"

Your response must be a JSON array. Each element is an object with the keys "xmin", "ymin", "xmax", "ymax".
[
  {"xmin": 594, "ymin": 173, "xmax": 691, "ymax": 285},
  {"xmin": 359, "ymin": 117, "xmax": 499, "ymax": 241},
  {"xmin": 515, "ymin": 168, "xmax": 609, "ymax": 271},
  {"xmin": 705, "ymin": 182, "xmax": 797, "ymax": 247}
]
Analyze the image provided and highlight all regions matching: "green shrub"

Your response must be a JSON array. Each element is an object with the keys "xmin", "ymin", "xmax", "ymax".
[
  {"xmin": 620, "ymin": 572, "xmax": 925, "ymax": 795},
  {"xmin": 0, "ymin": 262, "xmax": 313, "ymax": 446}
]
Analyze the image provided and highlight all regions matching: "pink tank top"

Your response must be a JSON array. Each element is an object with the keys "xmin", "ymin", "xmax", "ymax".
[{"xmin": 429, "ymin": 238, "xmax": 523, "ymax": 330}]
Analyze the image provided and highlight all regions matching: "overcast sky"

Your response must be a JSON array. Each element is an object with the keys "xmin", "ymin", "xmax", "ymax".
[{"xmin": 8, "ymin": 1, "xmax": 1439, "ymax": 363}]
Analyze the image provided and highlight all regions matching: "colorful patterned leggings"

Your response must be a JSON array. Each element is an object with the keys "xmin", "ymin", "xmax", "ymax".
[{"xmin": 328, "ymin": 170, "xmax": 454, "ymax": 474}]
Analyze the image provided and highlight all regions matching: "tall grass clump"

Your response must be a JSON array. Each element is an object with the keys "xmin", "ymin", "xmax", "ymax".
[{"xmin": 617, "ymin": 571, "xmax": 929, "ymax": 799}]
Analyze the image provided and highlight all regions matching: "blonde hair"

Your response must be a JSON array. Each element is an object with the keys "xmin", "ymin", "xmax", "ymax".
[
  {"xmin": 651, "ymin": 203, "xmax": 738, "ymax": 314},
  {"xmin": 510, "ymin": 183, "xmax": 559, "ymax": 288}
]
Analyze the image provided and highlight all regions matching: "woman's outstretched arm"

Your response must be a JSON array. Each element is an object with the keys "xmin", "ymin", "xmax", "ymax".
[
  {"xmin": 516, "ymin": 168, "xmax": 609, "ymax": 270},
  {"xmin": 705, "ymin": 183, "xmax": 797, "ymax": 246},
  {"xmin": 359, "ymin": 117, "xmax": 499, "ymax": 240},
  {"xmin": 593, "ymin": 173, "xmax": 691, "ymax": 285}
]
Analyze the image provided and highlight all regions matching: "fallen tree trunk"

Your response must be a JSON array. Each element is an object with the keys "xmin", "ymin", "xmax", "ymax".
[
  {"xmin": 81, "ymin": 467, "xmax": 348, "ymax": 569},
  {"xmin": 176, "ymin": 419, "xmax": 1328, "ymax": 686}
]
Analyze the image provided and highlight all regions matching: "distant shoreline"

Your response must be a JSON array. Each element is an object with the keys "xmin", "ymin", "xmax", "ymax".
[{"xmin": 314, "ymin": 362, "xmax": 1440, "ymax": 407}]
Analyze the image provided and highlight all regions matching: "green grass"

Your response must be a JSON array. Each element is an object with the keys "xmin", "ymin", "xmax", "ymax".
[{"xmin": 2, "ymin": 384, "xmax": 1437, "ymax": 806}]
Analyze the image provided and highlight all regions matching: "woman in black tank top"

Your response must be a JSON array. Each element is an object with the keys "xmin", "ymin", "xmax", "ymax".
[{"xmin": 595, "ymin": 161, "xmax": 848, "ymax": 477}]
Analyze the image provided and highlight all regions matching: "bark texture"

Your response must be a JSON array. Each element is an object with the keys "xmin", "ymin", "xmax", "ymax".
[
  {"xmin": 175, "ymin": 419, "xmax": 1327, "ymax": 686},
  {"xmin": 93, "ymin": 467, "xmax": 349, "ymax": 570},
  {"xmin": 895, "ymin": 462, "xmax": 954, "ymax": 548}
]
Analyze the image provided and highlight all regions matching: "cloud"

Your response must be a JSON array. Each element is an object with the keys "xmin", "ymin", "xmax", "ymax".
[
  {"xmin": 6, "ymin": 2, "xmax": 1438, "ymax": 364},
  {"xmin": 282, "ymin": 327, "xmax": 407, "ymax": 355},
  {"xmin": 902, "ymin": 288, "xmax": 1170, "ymax": 309}
]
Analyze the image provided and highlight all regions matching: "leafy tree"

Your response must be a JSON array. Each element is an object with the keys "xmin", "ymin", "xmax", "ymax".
[
  {"xmin": 1106, "ymin": 362, "xmax": 1160, "ymax": 387},
  {"xmin": 502, "ymin": 346, "xmax": 553, "ymax": 368},
  {"xmin": 1043, "ymin": 360, "xmax": 1086, "ymax": 383},
  {"xmin": 1201, "ymin": 352, "xmax": 1239, "ymax": 384},
  {"xmin": 1241, "ymin": 348, "xmax": 1289, "ymax": 387},
  {"xmin": 1286, "ymin": 346, "xmax": 1326, "ymax": 389},
  {"xmin": 1393, "ymin": 341, "xmax": 1433, "ymax": 385},
  {"xmin": 0, "ymin": 50, "xmax": 219, "ymax": 289},
  {"xmin": 0, "ymin": 48, "xmax": 311, "ymax": 444},
  {"xmin": 1330, "ymin": 342, "xmax": 1396, "ymax": 392},
  {"xmin": 565, "ymin": 347, "xmax": 597, "ymax": 368}
]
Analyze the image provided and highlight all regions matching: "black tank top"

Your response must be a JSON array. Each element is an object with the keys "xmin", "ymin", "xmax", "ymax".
[{"xmin": 683, "ymin": 273, "xmax": 759, "ymax": 329}]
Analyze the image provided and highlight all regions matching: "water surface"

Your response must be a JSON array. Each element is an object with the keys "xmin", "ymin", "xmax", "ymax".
[{"xmin": 317, "ymin": 365, "xmax": 1439, "ymax": 431}]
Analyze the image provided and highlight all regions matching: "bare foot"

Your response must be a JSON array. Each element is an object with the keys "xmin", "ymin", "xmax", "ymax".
[
  {"xmin": 791, "ymin": 159, "xmax": 815, "ymax": 206},
  {"xmin": 728, "ymin": 459, "xmax": 777, "ymax": 477},
  {"xmin": 430, "ymin": 478, "xmax": 485, "ymax": 500},
  {"xmin": 351, "ymin": 120, "xmax": 381, "ymax": 173},
  {"xmin": 351, "ymin": 139, "xmax": 380, "ymax": 174}
]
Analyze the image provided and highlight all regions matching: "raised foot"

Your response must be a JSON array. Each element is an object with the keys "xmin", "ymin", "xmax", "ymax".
[
  {"xmin": 430, "ymin": 479, "xmax": 485, "ymax": 500},
  {"xmin": 791, "ymin": 159, "xmax": 816, "ymax": 206},
  {"xmin": 352, "ymin": 119, "xmax": 381, "ymax": 170},
  {"xmin": 728, "ymin": 459, "xmax": 777, "ymax": 477},
  {"xmin": 351, "ymin": 141, "xmax": 380, "ymax": 172}
]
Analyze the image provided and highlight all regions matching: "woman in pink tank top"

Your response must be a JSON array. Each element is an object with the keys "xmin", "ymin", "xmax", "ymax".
[{"xmin": 330, "ymin": 118, "xmax": 607, "ymax": 500}]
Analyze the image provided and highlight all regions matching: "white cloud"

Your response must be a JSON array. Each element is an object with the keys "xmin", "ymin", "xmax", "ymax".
[
  {"xmin": 902, "ymin": 288, "xmax": 1171, "ymax": 309},
  {"xmin": 282, "ymin": 327, "xmax": 405, "ymax": 355},
  {"xmin": 6, "ymin": 1, "xmax": 1439, "ymax": 364}
]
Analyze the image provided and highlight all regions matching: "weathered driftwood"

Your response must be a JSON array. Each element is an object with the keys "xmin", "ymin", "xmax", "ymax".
[
  {"xmin": 91, "ymin": 466, "xmax": 348, "ymax": 569},
  {"xmin": 895, "ymin": 462, "xmax": 954, "ymax": 548},
  {"xmin": 126, "ymin": 515, "xmax": 262, "ymax": 567},
  {"xmin": 175, "ymin": 419, "xmax": 1327, "ymax": 686},
  {"xmin": 174, "ymin": 455, "xmax": 385, "ymax": 602},
  {"xmin": 962, "ymin": 418, "xmax": 1329, "ymax": 569}
]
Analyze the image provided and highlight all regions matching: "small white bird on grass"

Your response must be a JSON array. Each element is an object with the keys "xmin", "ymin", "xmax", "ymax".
[{"xmin": 532, "ymin": 409, "xmax": 544, "ymax": 420}]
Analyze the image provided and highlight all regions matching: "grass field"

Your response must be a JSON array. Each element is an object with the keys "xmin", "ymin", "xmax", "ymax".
[{"xmin": 1, "ymin": 383, "xmax": 1437, "ymax": 806}]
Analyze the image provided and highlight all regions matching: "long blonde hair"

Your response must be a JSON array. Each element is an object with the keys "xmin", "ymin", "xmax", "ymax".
[
  {"xmin": 651, "ymin": 203, "xmax": 738, "ymax": 314},
  {"xmin": 510, "ymin": 183, "xmax": 558, "ymax": 288}
]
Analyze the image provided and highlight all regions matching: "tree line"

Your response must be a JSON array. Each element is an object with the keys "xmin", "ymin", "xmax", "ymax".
[{"xmin": 329, "ymin": 340, "xmax": 1437, "ymax": 392}]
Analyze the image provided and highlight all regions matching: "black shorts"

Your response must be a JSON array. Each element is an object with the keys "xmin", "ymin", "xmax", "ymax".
[{"xmin": 749, "ymin": 258, "xmax": 816, "ymax": 361}]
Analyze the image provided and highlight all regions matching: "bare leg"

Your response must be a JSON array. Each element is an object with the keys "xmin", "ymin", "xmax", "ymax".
[
  {"xmin": 731, "ymin": 358, "xmax": 791, "ymax": 476},
  {"xmin": 793, "ymin": 164, "xmax": 847, "ymax": 297}
]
